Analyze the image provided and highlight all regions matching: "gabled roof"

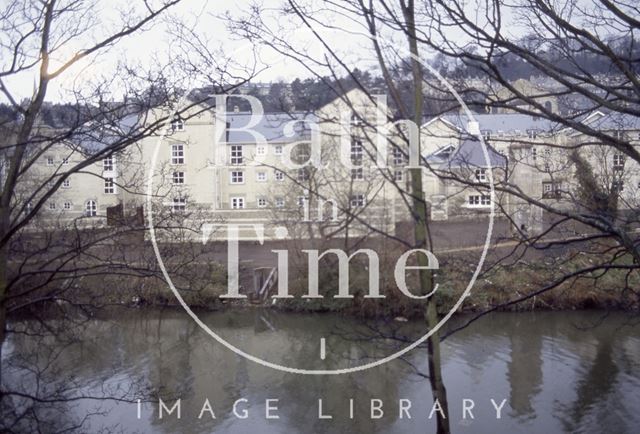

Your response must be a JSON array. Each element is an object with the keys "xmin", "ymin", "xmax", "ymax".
[{"xmin": 426, "ymin": 138, "xmax": 507, "ymax": 169}]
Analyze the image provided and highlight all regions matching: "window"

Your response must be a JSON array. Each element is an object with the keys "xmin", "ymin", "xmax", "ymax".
[
  {"xmin": 171, "ymin": 144, "xmax": 184, "ymax": 165},
  {"xmin": 351, "ymin": 168, "xmax": 364, "ymax": 180},
  {"xmin": 527, "ymin": 129, "xmax": 539, "ymax": 140},
  {"xmin": 256, "ymin": 171, "xmax": 267, "ymax": 182},
  {"xmin": 542, "ymin": 182, "xmax": 562, "ymax": 199},
  {"xmin": 274, "ymin": 145, "xmax": 283, "ymax": 155},
  {"xmin": 475, "ymin": 168, "xmax": 487, "ymax": 182},
  {"xmin": 172, "ymin": 171, "xmax": 185, "ymax": 184},
  {"xmin": 103, "ymin": 156, "xmax": 114, "ymax": 171},
  {"xmin": 63, "ymin": 202, "xmax": 71, "ymax": 210},
  {"xmin": 62, "ymin": 179, "xmax": 70, "ymax": 188},
  {"xmin": 531, "ymin": 147, "xmax": 537, "ymax": 161},
  {"xmin": 231, "ymin": 197, "xmax": 245, "ymax": 209},
  {"xmin": 612, "ymin": 180, "xmax": 624, "ymax": 192},
  {"xmin": 104, "ymin": 178, "xmax": 116, "ymax": 194},
  {"xmin": 351, "ymin": 139, "xmax": 363, "ymax": 164},
  {"xmin": 275, "ymin": 197, "xmax": 285, "ymax": 208},
  {"xmin": 297, "ymin": 168, "xmax": 309, "ymax": 182},
  {"xmin": 257, "ymin": 197, "xmax": 267, "ymax": 208},
  {"xmin": 297, "ymin": 196, "xmax": 307, "ymax": 207},
  {"xmin": 172, "ymin": 197, "xmax": 186, "ymax": 212},
  {"xmin": 49, "ymin": 202, "xmax": 56, "ymax": 210},
  {"xmin": 468, "ymin": 195, "xmax": 491, "ymax": 207},
  {"xmin": 392, "ymin": 147, "xmax": 405, "ymax": 166},
  {"xmin": 350, "ymin": 194, "xmax": 365, "ymax": 208},
  {"xmin": 230, "ymin": 145, "xmax": 243, "ymax": 165},
  {"xmin": 612, "ymin": 130, "xmax": 625, "ymax": 140},
  {"xmin": 613, "ymin": 153, "xmax": 625, "ymax": 171},
  {"xmin": 85, "ymin": 200, "xmax": 97, "ymax": 217},
  {"xmin": 351, "ymin": 112, "xmax": 362, "ymax": 126},
  {"xmin": 481, "ymin": 130, "xmax": 491, "ymax": 140},
  {"xmin": 275, "ymin": 170, "xmax": 285, "ymax": 181},
  {"xmin": 256, "ymin": 145, "xmax": 266, "ymax": 156},
  {"xmin": 62, "ymin": 157, "xmax": 69, "ymax": 165},
  {"xmin": 394, "ymin": 169, "xmax": 403, "ymax": 182},
  {"xmin": 230, "ymin": 170, "xmax": 244, "ymax": 184},
  {"xmin": 171, "ymin": 118, "xmax": 184, "ymax": 131},
  {"xmin": 543, "ymin": 149, "xmax": 551, "ymax": 171},
  {"xmin": 25, "ymin": 202, "xmax": 33, "ymax": 215},
  {"xmin": 46, "ymin": 157, "xmax": 54, "ymax": 166},
  {"xmin": 294, "ymin": 144, "xmax": 310, "ymax": 161}
]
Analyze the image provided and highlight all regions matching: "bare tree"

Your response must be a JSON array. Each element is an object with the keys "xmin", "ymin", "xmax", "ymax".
[{"xmin": 0, "ymin": 1, "xmax": 263, "ymax": 432}]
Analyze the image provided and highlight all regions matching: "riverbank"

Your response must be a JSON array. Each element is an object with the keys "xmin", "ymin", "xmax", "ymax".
[
  {"xmin": 44, "ymin": 253, "xmax": 636, "ymax": 322},
  {"xmin": 10, "ymin": 236, "xmax": 638, "ymax": 320}
]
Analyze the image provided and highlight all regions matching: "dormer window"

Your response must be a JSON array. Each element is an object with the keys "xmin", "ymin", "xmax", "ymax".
[
  {"xmin": 475, "ymin": 168, "xmax": 487, "ymax": 182},
  {"xmin": 433, "ymin": 145, "xmax": 455, "ymax": 160}
]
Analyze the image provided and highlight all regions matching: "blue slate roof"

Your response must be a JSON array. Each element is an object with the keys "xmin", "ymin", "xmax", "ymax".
[
  {"xmin": 71, "ymin": 113, "xmax": 141, "ymax": 154},
  {"xmin": 426, "ymin": 138, "xmax": 507, "ymax": 169},
  {"xmin": 440, "ymin": 113, "xmax": 558, "ymax": 134},
  {"xmin": 225, "ymin": 112, "xmax": 316, "ymax": 144},
  {"xmin": 582, "ymin": 112, "xmax": 640, "ymax": 131}
]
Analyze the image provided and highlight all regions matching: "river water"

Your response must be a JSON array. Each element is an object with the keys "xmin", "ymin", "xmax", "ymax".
[{"xmin": 3, "ymin": 309, "xmax": 639, "ymax": 433}]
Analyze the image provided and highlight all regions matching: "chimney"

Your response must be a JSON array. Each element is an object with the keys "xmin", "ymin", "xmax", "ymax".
[{"xmin": 467, "ymin": 121, "xmax": 480, "ymax": 136}]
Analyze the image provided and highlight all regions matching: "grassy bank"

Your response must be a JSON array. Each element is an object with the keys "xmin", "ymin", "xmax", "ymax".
[{"xmin": 10, "ymin": 241, "xmax": 639, "ymax": 320}]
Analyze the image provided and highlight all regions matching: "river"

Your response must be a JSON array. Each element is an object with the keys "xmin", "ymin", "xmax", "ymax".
[{"xmin": 3, "ymin": 309, "xmax": 639, "ymax": 433}]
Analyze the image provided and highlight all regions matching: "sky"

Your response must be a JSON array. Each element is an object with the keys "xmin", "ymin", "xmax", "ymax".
[
  {"xmin": 0, "ymin": 0, "xmax": 538, "ymax": 104},
  {"xmin": 1, "ymin": 0, "xmax": 366, "ymax": 104}
]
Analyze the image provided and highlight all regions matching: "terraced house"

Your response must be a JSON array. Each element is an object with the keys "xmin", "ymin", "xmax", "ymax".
[{"xmin": 16, "ymin": 89, "xmax": 640, "ymax": 240}]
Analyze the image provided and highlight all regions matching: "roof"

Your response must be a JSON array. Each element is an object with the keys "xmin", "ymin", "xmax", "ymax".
[
  {"xmin": 427, "ymin": 138, "xmax": 507, "ymax": 169},
  {"xmin": 439, "ymin": 113, "xmax": 558, "ymax": 134},
  {"xmin": 225, "ymin": 112, "xmax": 316, "ymax": 144},
  {"xmin": 70, "ymin": 113, "xmax": 141, "ymax": 153},
  {"xmin": 582, "ymin": 112, "xmax": 640, "ymax": 131}
]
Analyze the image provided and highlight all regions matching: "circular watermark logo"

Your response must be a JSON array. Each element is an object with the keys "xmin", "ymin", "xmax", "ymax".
[{"xmin": 146, "ymin": 34, "xmax": 495, "ymax": 375}]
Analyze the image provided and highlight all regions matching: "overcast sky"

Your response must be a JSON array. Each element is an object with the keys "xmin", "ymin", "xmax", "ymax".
[
  {"xmin": 1, "ymin": 0, "xmax": 534, "ymax": 104},
  {"xmin": 2, "ymin": 0, "xmax": 372, "ymax": 103}
]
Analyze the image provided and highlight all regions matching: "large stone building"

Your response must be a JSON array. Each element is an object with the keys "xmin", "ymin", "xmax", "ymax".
[{"xmin": 15, "ymin": 89, "xmax": 640, "ymax": 240}]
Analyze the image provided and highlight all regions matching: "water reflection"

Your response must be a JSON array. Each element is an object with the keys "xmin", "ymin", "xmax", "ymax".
[
  {"xmin": 2, "ymin": 310, "xmax": 639, "ymax": 433},
  {"xmin": 507, "ymin": 315, "xmax": 543, "ymax": 419}
]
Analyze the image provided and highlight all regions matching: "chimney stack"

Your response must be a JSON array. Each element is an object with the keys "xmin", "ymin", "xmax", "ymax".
[{"xmin": 467, "ymin": 121, "xmax": 480, "ymax": 136}]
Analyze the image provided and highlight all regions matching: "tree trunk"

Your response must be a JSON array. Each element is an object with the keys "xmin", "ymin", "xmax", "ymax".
[
  {"xmin": 403, "ymin": 1, "xmax": 451, "ymax": 432},
  {"xmin": 0, "ymin": 213, "xmax": 8, "ymax": 388}
]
